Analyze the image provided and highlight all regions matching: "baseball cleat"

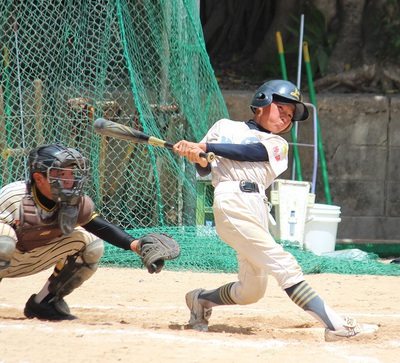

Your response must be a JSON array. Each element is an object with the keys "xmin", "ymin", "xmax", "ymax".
[
  {"xmin": 24, "ymin": 294, "xmax": 76, "ymax": 321},
  {"xmin": 324, "ymin": 316, "xmax": 379, "ymax": 342},
  {"xmin": 185, "ymin": 288, "xmax": 212, "ymax": 332},
  {"xmin": 53, "ymin": 297, "xmax": 71, "ymax": 315}
]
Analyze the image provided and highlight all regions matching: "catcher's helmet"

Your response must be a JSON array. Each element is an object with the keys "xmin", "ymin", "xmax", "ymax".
[
  {"xmin": 250, "ymin": 80, "xmax": 309, "ymax": 121},
  {"xmin": 28, "ymin": 143, "xmax": 90, "ymax": 205}
]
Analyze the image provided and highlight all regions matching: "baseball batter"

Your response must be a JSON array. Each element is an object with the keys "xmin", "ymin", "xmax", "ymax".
[
  {"xmin": 173, "ymin": 80, "xmax": 378, "ymax": 342},
  {"xmin": 0, "ymin": 143, "xmax": 179, "ymax": 320}
]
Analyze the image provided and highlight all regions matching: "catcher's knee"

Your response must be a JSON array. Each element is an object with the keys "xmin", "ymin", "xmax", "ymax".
[
  {"xmin": 49, "ymin": 239, "xmax": 104, "ymax": 298},
  {"xmin": 82, "ymin": 238, "xmax": 105, "ymax": 265},
  {"xmin": 0, "ymin": 235, "xmax": 16, "ymax": 270},
  {"xmin": 0, "ymin": 224, "xmax": 18, "ymax": 270}
]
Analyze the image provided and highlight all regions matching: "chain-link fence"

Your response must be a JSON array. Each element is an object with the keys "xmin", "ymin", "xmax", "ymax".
[
  {"xmin": 0, "ymin": 0, "xmax": 227, "ymax": 230},
  {"xmin": 1, "ymin": 1, "xmax": 399, "ymax": 276}
]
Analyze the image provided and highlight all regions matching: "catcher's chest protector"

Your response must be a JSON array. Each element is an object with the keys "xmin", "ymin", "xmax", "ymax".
[{"xmin": 16, "ymin": 195, "xmax": 94, "ymax": 251}]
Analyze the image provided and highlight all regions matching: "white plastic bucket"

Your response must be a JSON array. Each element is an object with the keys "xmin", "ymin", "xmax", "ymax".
[
  {"xmin": 269, "ymin": 179, "xmax": 313, "ymax": 246},
  {"xmin": 303, "ymin": 204, "xmax": 341, "ymax": 255}
]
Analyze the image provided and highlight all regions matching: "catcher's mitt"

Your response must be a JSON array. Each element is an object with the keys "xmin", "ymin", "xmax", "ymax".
[{"xmin": 138, "ymin": 232, "xmax": 181, "ymax": 274}]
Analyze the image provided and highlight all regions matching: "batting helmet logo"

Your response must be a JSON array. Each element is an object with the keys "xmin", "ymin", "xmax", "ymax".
[{"xmin": 290, "ymin": 88, "xmax": 301, "ymax": 100}]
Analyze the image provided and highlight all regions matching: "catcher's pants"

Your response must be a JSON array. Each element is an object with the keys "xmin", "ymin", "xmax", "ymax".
[
  {"xmin": 213, "ymin": 181, "xmax": 304, "ymax": 305},
  {"xmin": 0, "ymin": 227, "xmax": 99, "ymax": 279}
]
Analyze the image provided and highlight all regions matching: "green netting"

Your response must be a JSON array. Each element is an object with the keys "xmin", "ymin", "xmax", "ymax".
[
  {"xmin": 1, "ymin": 1, "xmax": 399, "ymax": 277},
  {"xmin": 100, "ymin": 226, "xmax": 400, "ymax": 276},
  {"xmin": 0, "ymin": 0, "xmax": 225, "ymax": 227}
]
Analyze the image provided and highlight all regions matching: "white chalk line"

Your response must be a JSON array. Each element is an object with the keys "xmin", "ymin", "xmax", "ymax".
[
  {"xmin": 1, "ymin": 305, "xmax": 399, "ymax": 357},
  {"xmin": 0, "ymin": 322, "xmax": 289, "ymax": 350},
  {"xmin": 1, "ymin": 303, "xmax": 400, "ymax": 318},
  {"xmin": 0, "ymin": 321, "xmax": 398, "ymax": 358}
]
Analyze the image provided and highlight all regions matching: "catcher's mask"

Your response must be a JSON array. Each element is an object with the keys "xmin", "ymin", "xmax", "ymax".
[
  {"xmin": 250, "ymin": 80, "xmax": 309, "ymax": 123},
  {"xmin": 28, "ymin": 143, "xmax": 90, "ymax": 206}
]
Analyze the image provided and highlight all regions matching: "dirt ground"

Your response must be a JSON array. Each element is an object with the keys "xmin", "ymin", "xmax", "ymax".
[{"xmin": 0, "ymin": 267, "xmax": 399, "ymax": 363}]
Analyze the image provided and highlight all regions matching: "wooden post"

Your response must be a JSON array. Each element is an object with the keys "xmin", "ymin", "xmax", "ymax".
[
  {"xmin": 33, "ymin": 79, "xmax": 44, "ymax": 146},
  {"xmin": 0, "ymin": 84, "xmax": 5, "ymax": 185}
]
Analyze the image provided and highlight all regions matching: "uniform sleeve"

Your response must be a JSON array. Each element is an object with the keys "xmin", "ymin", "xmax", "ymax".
[
  {"xmin": 206, "ymin": 143, "xmax": 268, "ymax": 161},
  {"xmin": 83, "ymin": 215, "xmax": 135, "ymax": 250},
  {"xmin": 260, "ymin": 136, "xmax": 289, "ymax": 177},
  {"xmin": 199, "ymin": 119, "xmax": 226, "ymax": 143}
]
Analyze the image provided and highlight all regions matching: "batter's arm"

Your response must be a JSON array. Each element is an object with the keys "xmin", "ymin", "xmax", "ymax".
[{"xmin": 206, "ymin": 142, "xmax": 268, "ymax": 161}]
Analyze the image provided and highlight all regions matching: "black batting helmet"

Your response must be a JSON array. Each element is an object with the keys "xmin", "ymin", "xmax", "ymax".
[{"xmin": 250, "ymin": 80, "xmax": 309, "ymax": 121}]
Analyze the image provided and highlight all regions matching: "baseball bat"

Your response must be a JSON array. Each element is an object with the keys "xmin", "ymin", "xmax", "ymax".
[{"xmin": 93, "ymin": 118, "xmax": 215, "ymax": 162}]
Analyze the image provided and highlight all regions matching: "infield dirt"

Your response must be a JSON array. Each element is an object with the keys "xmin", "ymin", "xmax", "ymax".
[{"xmin": 0, "ymin": 267, "xmax": 398, "ymax": 362}]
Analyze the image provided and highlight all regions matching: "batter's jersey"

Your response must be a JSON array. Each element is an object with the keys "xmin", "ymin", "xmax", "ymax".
[{"xmin": 201, "ymin": 119, "xmax": 289, "ymax": 188}]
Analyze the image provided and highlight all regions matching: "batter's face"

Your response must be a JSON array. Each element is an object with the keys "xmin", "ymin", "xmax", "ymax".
[{"xmin": 255, "ymin": 102, "xmax": 295, "ymax": 134}]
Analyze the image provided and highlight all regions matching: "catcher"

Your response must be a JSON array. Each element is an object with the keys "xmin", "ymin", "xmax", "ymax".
[{"xmin": 0, "ymin": 143, "xmax": 180, "ymax": 320}]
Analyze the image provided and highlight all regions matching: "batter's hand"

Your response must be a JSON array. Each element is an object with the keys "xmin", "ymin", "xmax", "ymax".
[{"xmin": 173, "ymin": 140, "xmax": 208, "ymax": 166}]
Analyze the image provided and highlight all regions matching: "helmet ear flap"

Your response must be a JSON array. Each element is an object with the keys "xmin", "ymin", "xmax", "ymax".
[{"xmin": 250, "ymin": 89, "xmax": 273, "ymax": 111}]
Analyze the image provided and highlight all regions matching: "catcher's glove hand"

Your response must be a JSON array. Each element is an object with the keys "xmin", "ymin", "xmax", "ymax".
[{"xmin": 138, "ymin": 232, "xmax": 181, "ymax": 274}]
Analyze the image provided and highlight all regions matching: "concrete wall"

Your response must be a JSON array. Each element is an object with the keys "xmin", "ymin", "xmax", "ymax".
[{"xmin": 222, "ymin": 90, "xmax": 400, "ymax": 241}]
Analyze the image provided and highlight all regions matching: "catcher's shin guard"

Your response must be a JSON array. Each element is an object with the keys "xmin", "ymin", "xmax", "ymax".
[{"xmin": 49, "ymin": 239, "xmax": 104, "ymax": 299}]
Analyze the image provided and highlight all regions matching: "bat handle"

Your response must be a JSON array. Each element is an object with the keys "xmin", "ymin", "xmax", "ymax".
[
  {"xmin": 166, "ymin": 141, "xmax": 215, "ymax": 162},
  {"xmin": 200, "ymin": 152, "xmax": 215, "ymax": 162}
]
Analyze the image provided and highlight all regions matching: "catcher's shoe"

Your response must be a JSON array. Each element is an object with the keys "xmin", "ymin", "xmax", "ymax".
[
  {"xmin": 24, "ymin": 294, "xmax": 76, "ymax": 321},
  {"xmin": 0, "ymin": 237, "xmax": 15, "ymax": 270},
  {"xmin": 185, "ymin": 288, "xmax": 212, "ymax": 332},
  {"xmin": 324, "ymin": 316, "xmax": 378, "ymax": 342}
]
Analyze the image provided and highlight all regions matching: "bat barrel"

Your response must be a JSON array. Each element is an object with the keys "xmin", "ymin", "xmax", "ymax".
[
  {"xmin": 94, "ymin": 118, "xmax": 150, "ymax": 143},
  {"xmin": 93, "ymin": 118, "xmax": 108, "ymax": 133}
]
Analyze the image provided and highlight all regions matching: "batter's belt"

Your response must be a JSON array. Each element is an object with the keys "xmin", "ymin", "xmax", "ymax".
[{"xmin": 215, "ymin": 180, "xmax": 266, "ymax": 196}]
